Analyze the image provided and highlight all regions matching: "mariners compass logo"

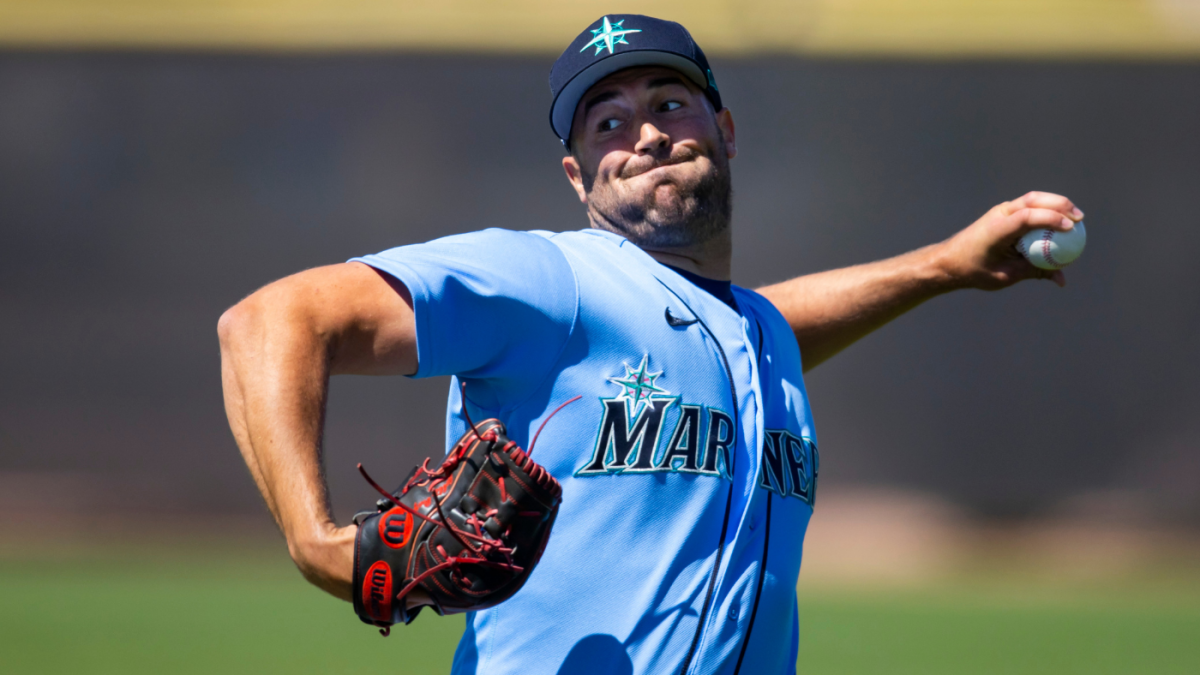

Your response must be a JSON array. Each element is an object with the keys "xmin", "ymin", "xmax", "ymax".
[
  {"xmin": 581, "ymin": 17, "xmax": 641, "ymax": 56},
  {"xmin": 607, "ymin": 354, "xmax": 670, "ymax": 412},
  {"xmin": 577, "ymin": 355, "xmax": 734, "ymax": 478}
]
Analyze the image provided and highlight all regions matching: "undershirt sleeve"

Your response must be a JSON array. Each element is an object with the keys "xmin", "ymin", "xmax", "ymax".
[{"xmin": 350, "ymin": 228, "xmax": 578, "ymax": 409}]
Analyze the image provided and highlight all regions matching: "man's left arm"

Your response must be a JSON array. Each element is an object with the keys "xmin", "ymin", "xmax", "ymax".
[{"xmin": 757, "ymin": 192, "xmax": 1083, "ymax": 371}]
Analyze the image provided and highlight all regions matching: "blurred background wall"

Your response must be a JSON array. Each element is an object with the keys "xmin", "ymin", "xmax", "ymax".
[{"xmin": 1, "ymin": 1, "xmax": 1198, "ymax": 536}]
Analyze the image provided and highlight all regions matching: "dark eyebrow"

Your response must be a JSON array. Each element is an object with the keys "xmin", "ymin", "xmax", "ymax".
[
  {"xmin": 582, "ymin": 76, "xmax": 692, "ymax": 118},
  {"xmin": 646, "ymin": 76, "xmax": 688, "ymax": 90},
  {"xmin": 582, "ymin": 91, "xmax": 619, "ymax": 117}
]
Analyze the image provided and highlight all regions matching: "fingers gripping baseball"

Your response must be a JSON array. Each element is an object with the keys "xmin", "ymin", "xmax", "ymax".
[
  {"xmin": 1003, "ymin": 207, "xmax": 1075, "ymax": 233},
  {"xmin": 939, "ymin": 191, "xmax": 1083, "ymax": 291},
  {"xmin": 1003, "ymin": 191, "xmax": 1083, "ymax": 222}
]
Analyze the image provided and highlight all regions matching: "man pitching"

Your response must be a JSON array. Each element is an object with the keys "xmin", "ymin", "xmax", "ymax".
[{"xmin": 219, "ymin": 14, "xmax": 1083, "ymax": 675}]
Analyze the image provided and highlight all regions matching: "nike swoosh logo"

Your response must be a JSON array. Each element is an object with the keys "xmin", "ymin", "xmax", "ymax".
[{"xmin": 665, "ymin": 307, "xmax": 698, "ymax": 327}]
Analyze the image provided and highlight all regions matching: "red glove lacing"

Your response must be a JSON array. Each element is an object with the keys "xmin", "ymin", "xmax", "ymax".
[{"xmin": 356, "ymin": 390, "xmax": 581, "ymax": 626}]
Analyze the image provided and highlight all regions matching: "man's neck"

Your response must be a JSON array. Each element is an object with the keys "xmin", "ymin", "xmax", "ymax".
[
  {"xmin": 583, "ymin": 214, "xmax": 733, "ymax": 280},
  {"xmin": 640, "ymin": 229, "xmax": 732, "ymax": 281}
]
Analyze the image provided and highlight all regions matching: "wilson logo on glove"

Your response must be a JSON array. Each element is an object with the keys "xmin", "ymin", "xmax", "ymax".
[
  {"xmin": 379, "ymin": 510, "xmax": 412, "ymax": 549},
  {"xmin": 362, "ymin": 561, "xmax": 393, "ymax": 623},
  {"xmin": 351, "ymin": 389, "xmax": 580, "ymax": 635}
]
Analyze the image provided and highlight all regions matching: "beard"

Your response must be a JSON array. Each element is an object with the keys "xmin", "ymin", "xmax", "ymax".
[{"xmin": 582, "ymin": 136, "xmax": 732, "ymax": 249}]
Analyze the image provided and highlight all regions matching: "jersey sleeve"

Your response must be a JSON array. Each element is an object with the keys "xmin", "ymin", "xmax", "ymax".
[{"xmin": 349, "ymin": 229, "xmax": 578, "ymax": 407}]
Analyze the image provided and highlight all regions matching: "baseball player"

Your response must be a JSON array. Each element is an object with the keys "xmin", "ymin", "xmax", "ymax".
[{"xmin": 218, "ymin": 14, "xmax": 1083, "ymax": 675}]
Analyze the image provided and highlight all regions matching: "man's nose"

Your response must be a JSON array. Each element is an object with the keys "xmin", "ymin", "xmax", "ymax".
[{"xmin": 635, "ymin": 122, "xmax": 670, "ymax": 155}]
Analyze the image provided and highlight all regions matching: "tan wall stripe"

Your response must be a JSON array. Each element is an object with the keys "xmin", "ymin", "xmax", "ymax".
[{"xmin": 0, "ymin": 0, "xmax": 1198, "ymax": 57}]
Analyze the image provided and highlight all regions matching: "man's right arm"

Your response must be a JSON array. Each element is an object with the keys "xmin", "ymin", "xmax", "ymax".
[
  {"xmin": 758, "ymin": 192, "xmax": 1081, "ymax": 371},
  {"xmin": 217, "ymin": 261, "xmax": 417, "ymax": 601}
]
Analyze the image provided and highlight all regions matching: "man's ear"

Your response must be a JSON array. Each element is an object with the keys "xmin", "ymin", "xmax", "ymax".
[
  {"xmin": 562, "ymin": 155, "xmax": 589, "ymax": 204},
  {"xmin": 716, "ymin": 108, "xmax": 737, "ymax": 160}
]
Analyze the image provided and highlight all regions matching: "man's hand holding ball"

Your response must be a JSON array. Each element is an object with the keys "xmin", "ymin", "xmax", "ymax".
[{"xmin": 936, "ymin": 191, "xmax": 1086, "ymax": 291}]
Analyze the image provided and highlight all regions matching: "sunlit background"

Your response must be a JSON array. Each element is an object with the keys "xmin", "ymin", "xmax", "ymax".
[{"xmin": 2, "ymin": 1, "xmax": 1198, "ymax": 673}]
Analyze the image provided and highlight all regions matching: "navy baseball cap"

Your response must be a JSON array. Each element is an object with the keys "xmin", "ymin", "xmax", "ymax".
[{"xmin": 549, "ymin": 15, "xmax": 722, "ymax": 146}]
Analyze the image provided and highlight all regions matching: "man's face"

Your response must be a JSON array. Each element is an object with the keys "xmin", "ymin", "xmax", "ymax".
[{"xmin": 562, "ymin": 66, "xmax": 737, "ymax": 249}]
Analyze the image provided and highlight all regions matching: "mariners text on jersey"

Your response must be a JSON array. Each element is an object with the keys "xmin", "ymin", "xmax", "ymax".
[{"xmin": 576, "ymin": 354, "xmax": 818, "ymax": 509}]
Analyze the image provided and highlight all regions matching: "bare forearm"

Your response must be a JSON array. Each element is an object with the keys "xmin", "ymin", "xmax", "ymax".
[
  {"xmin": 758, "ymin": 244, "xmax": 955, "ymax": 371},
  {"xmin": 217, "ymin": 264, "xmax": 419, "ymax": 601},
  {"xmin": 221, "ymin": 353, "xmax": 282, "ymax": 522},
  {"xmin": 758, "ymin": 192, "xmax": 1082, "ymax": 371},
  {"xmin": 218, "ymin": 288, "xmax": 352, "ymax": 600},
  {"xmin": 220, "ymin": 303, "xmax": 333, "ymax": 534}
]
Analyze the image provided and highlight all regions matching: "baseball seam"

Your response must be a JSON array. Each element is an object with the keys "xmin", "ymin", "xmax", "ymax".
[{"xmin": 1040, "ymin": 229, "xmax": 1060, "ymax": 268}]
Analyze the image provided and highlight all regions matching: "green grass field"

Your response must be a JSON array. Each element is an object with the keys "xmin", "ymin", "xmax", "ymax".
[
  {"xmin": 796, "ymin": 580, "xmax": 1200, "ymax": 675},
  {"xmin": 2, "ymin": 544, "xmax": 1197, "ymax": 674}
]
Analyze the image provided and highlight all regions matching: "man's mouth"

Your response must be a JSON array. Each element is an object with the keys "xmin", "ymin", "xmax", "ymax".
[{"xmin": 624, "ymin": 157, "xmax": 693, "ymax": 180}]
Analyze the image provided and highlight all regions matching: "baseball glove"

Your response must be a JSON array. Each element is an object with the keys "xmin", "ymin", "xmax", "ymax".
[{"xmin": 351, "ymin": 410, "xmax": 571, "ymax": 635}]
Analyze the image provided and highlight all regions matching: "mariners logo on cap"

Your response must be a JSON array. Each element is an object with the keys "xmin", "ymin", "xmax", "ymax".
[{"xmin": 581, "ymin": 16, "xmax": 641, "ymax": 56}]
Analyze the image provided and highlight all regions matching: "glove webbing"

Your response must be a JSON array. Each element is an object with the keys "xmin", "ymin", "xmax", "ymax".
[{"xmin": 355, "ymin": 391, "xmax": 580, "ymax": 634}]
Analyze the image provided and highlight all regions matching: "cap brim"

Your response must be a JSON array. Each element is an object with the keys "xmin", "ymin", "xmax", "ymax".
[{"xmin": 550, "ymin": 50, "xmax": 708, "ymax": 143}]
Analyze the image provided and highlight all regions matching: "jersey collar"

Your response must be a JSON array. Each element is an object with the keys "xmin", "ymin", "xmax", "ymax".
[{"xmin": 577, "ymin": 227, "xmax": 743, "ymax": 321}]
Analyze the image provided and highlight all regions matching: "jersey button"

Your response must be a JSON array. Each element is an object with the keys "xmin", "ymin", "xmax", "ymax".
[
  {"xmin": 749, "ymin": 516, "xmax": 758, "ymax": 531},
  {"xmin": 728, "ymin": 605, "xmax": 740, "ymax": 621}
]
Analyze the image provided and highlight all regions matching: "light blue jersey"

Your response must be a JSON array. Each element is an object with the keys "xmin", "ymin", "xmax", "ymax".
[{"xmin": 352, "ymin": 228, "xmax": 818, "ymax": 675}]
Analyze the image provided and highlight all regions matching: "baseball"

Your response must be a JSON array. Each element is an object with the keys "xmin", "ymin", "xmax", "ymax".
[{"xmin": 1016, "ymin": 222, "xmax": 1086, "ymax": 270}]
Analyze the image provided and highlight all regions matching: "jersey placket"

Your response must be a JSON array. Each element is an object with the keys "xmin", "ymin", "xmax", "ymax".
[{"xmin": 688, "ymin": 313, "xmax": 768, "ymax": 675}]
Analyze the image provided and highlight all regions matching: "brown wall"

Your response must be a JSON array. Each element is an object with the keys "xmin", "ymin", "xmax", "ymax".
[{"xmin": 1, "ymin": 53, "xmax": 1197, "ymax": 523}]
